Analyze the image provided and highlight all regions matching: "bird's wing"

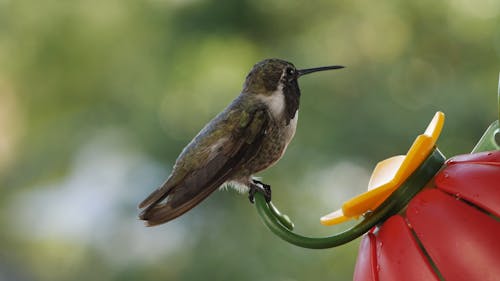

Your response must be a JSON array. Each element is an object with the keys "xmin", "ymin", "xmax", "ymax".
[{"xmin": 139, "ymin": 106, "xmax": 269, "ymax": 226}]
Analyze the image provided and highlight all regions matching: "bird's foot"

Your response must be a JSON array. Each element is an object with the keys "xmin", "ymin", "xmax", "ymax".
[{"xmin": 248, "ymin": 179, "xmax": 272, "ymax": 203}]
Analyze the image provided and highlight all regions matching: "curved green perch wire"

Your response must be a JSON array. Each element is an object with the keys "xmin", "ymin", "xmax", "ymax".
[{"xmin": 254, "ymin": 148, "xmax": 445, "ymax": 249}]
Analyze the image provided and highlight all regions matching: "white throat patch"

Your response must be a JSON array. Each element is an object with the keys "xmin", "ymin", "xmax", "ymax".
[{"xmin": 257, "ymin": 83, "xmax": 285, "ymax": 118}]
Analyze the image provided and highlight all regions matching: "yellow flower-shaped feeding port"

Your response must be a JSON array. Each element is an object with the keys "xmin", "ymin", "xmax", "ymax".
[{"xmin": 321, "ymin": 112, "xmax": 445, "ymax": 226}]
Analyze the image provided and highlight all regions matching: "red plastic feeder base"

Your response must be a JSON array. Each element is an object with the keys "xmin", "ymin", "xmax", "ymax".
[{"xmin": 354, "ymin": 151, "xmax": 500, "ymax": 281}]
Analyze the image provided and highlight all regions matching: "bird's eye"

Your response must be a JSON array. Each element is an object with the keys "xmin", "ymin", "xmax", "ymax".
[{"xmin": 286, "ymin": 67, "xmax": 295, "ymax": 76}]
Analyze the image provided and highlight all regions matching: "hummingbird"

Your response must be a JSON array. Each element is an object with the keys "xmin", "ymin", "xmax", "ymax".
[{"xmin": 139, "ymin": 58, "xmax": 344, "ymax": 226}]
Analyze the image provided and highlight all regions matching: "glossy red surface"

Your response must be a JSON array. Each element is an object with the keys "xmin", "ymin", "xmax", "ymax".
[
  {"xmin": 374, "ymin": 215, "xmax": 439, "ymax": 281},
  {"xmin": 353, "ymin": 151, "xmax": 500, "ymax": 281},
  {"xmin": 353, "ymin": 233, "xmax": 377, "ymax": 281},
  {"xmin": 445, "ymin": 150, "xmax": 500, "ymax": 165},
  {"xmin": 407, "ymin": 189, "xmax": 500, "ymax": 281},
  {"xmin": 435, "ymin": 151, "xmax": 500, "ymax": 217}
]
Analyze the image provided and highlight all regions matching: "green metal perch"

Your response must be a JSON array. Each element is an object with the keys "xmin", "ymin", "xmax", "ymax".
[{"xmin": 254, "ymin": 149, "xmax": 445, "ymax": 249}]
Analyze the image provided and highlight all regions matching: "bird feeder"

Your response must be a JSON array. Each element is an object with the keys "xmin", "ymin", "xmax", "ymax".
[{"xmin": 254, "ymin": 76, "xmax": 500, "ymax": 280}]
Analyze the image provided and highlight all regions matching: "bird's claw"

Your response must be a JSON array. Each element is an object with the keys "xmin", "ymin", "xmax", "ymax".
[{"xmin": 249, "ymin": 180, "xmax": 272, "ymax": 203}]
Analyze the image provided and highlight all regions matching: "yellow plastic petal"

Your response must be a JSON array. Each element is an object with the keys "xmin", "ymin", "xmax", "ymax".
[
  {"xmin": 319, "ymin": 209, "xmax": 351, "ymax": 226},
  {"xmin": 320, "ymin": 112, "xmax": 445, "ymax": 226}
]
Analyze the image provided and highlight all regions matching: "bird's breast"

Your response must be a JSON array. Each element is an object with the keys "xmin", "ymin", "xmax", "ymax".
[{"xmin": 241, "ymin": 109, "xmax": 298, "ymax": 175}]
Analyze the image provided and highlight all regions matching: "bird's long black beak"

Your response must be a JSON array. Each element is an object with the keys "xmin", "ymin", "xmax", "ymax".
[{"xmin": 297, "ymin": 65, "xmax": 345, "ymax": 77}]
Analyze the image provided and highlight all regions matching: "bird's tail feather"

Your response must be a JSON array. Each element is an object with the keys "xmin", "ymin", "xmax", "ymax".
[
  {"xmin": 138, "ymin": 179, "xmax": 174, "ymax": 209},
  {"xmin": 138, "ymin": 179, "xmax": 225, "ymax": 226}
]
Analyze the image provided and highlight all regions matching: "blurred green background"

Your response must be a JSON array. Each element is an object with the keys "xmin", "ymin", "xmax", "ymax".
[{"xmin": 1, "ymin": 0, "xmax": 499, "ymax": 280}]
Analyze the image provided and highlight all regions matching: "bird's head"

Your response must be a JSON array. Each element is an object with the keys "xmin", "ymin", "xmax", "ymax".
[{"xmin": 242, "ymin": 58, "xmax": 344, "ymax": 122}]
